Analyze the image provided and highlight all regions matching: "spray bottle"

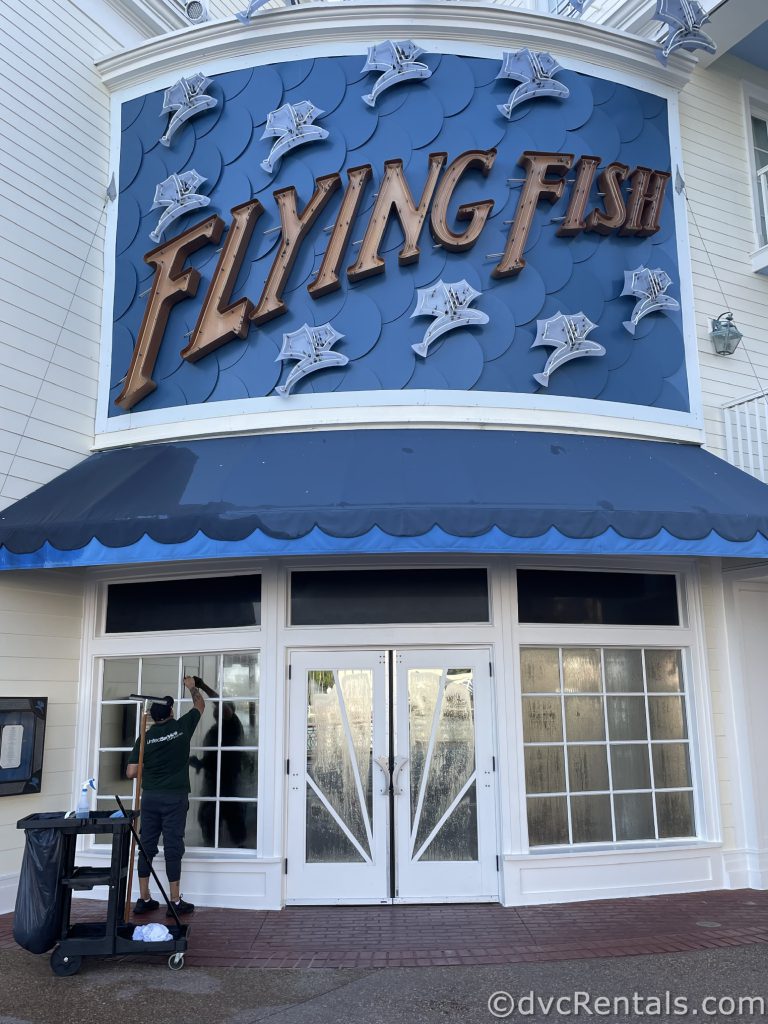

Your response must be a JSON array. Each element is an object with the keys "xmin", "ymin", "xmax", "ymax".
[{"xmin": 75, "ymin": 777, "xmax": 96, "ymax": 819}]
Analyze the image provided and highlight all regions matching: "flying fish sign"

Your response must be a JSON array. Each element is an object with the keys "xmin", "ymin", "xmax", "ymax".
[{"xmin": 110, "ymin": 49, "xmax": 689, "ymax": 417}]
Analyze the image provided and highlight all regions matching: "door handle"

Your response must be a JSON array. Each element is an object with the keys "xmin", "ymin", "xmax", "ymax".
[
  {"xmin": 374, "ymin": 756, "xmax": 391, "ymax": 794},
  {"xmin": 392, "ymin": 756, "xmax": 409, "ymax": 796}
]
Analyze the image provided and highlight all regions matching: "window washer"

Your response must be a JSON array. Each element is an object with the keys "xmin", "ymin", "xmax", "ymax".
[{"xmin": 126, "ymin": 675, "xmax": 204, "ymax": 917}]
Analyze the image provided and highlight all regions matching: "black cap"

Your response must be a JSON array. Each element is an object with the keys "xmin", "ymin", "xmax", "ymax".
[{"xmin": 150, "ymin": 697, "xmax": 174, "ymax": 722}]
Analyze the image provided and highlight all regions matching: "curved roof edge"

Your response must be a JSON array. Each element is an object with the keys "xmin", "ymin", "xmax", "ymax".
[{"xmin": 95, "ymin": 1, "xmax": 696, "ymax": 95}]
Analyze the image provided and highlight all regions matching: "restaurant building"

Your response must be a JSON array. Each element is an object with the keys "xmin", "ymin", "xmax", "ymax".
[{"xmin": 1, "ymin": 0, "xmax": 768, "ymax": 912}]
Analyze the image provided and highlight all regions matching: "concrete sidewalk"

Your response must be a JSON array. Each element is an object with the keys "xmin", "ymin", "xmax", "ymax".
[{"xmin": 2, "ymin": 943, "xmax": 768, "ymax": 1024}]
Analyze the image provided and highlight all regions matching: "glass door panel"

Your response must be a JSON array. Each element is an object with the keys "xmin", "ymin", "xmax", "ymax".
[
  {"xmin": 286, "ymin": 652, "xmax": 388, "ymax": 902},
  {"xmin": 395, "ymin": 650, "xmax": 498, "ymax": 901}
]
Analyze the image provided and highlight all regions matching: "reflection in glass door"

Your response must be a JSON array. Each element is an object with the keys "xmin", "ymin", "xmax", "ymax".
[{"xmin": 286, "ymin": 649, "xmax": 498, "ymax": 903}]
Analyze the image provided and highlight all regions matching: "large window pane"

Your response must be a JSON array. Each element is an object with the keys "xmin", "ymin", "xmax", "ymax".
[
  {"xmin": 102, "ymin": 658, "xmax": 139, "ymax": 701},
  {"xmin": 652, "ymin": 743, "xmax": 692, "ymax": 789},
  {"xmin": 290, "ymin": 569, "xmax": 489, "ymax": 625},
  {"xmin": 186, "ymin": 800, "xmax": 217, "ymax": 848},
  {"xmin": 568, "ymin": 746, "xmax": 609, "ymax": 792},
  {"xmin": 610, "ymin": 745, "xmax": 651, "ymax": 790},
  {"xmin": 614, "ymin": 793, "xmax": 655, "ymax": 841},
  {"xmin": 99, "ymin": 703, "xmax": 137, "ymax": 749},
  {"xmin": 142, "ymin": 657, "xmax": 179, "ymax": 699},
  {"xmin": 97, "ymin": 751, "xmax": 133, "ymax": 797},
  {"xmin": 522, "ymin": 697, "xmax": 563, "ymax": 743},
  {"xmin": 604, "ymin": 650, "xmax": 643, "ymax": 693},
  {"xmin": 218, "ymin": 802, "xmax": 257, "ymax": 849},
  {"xmin": 527, "ymin": 796, "xmax": 569, "ymax": 846},
  {"xmin": 105, "ymin": 575, "xmax": 261, "ymax": 633},
  {"xmin": 517, "ymin": 571, "xmax": 679, "ymax": 625},
  {"xmin": 563, "ymin": 649, "xmax": 602, "ymax": 693},
  {"xmin": 525, "ymin": 746, "xmax": 565, "ymax": 794},
  {"xmin": 221, "ymin": 654, "xmax": 259, "ymax": 698},
  {"xmin": 648, "ymin": 696, "xmax": 688, "ymax": 740},
  {"xmin": 564, "ymin": 697, "xmax": 605, "ymax": 741},
  {"xmin": 645, "ymin": 650, "xmax": 684, "ymax": 693},
  {"xmin": 571, "ymin": 794, "xmax": 612, "ymax": 843},
  {"xmin": 607, "ymin": 696, "xmax": 647, "ymax": 741},
  {"xmin": 656, "ymin": 791, "xmax": 695, "ymax": 838},
  {"xmin": 520, "ymin": 649, "xmax": 560, "ymax": 693}
]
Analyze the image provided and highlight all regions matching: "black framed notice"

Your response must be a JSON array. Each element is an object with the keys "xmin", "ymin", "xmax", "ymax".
[{"xmin": 0, "ymin": 698, "xmax": 48, "ymax": 796}]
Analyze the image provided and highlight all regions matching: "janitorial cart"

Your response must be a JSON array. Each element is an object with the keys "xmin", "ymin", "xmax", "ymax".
[{"xmin": 15, "ymin": 808, "xmax": 190, "ymax": 975}]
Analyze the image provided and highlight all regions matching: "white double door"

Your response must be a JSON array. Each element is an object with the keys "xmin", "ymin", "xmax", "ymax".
[{"xmin": 286, "ymin": 649, "xmax": 498, "ymax": 903}]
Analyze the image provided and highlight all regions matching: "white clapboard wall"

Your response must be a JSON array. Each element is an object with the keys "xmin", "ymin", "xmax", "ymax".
[
  {"xmin": 0, "ymin": 571, "xmax": 85, "ymax": 914},
  {"xmin": 0, "ymin": 1, "xmax": 121, "ymax": 512},
  {"xmin": 680, "ymin": 55, "xmax": 768, "ymax": 468}
]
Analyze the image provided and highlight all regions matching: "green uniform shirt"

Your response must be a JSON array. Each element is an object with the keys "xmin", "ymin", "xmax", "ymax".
[{"xmin": 127, "ymin": 708, "xmax": 201, "ymax": 793}]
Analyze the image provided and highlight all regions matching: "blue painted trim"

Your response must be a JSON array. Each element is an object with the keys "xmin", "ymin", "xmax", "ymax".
[{"xmin": 3, "ymin": 525, "xmax": 768, "ymax": 570}]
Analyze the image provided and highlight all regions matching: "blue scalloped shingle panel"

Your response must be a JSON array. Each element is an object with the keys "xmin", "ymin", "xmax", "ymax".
[{"xmin": 110, "ymin": 52, "xmax": 689, "ymax": 417}]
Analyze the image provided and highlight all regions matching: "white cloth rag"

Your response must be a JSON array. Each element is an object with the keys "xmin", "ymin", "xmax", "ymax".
[{"xmin": 132, "ymin": 923, "xmax": 172, "ymax": 942}]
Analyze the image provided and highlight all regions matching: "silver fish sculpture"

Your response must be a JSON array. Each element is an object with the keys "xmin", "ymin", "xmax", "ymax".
[
  {"xmin": 532, "ymin": 312, "xmax": 604, "ymax": 388},
  {"xmin": 149, "ymin": 171, "xmax": 210, "ymax": 244},
  {"xmin": 260, "ymin": 101, "xmax": 328, "ymax": 175},
  {"xmin": 361, "ymin": 40, "xmax": 432, "ymax": 108},
  {"xmin": 622, "ymin": 266, "xmax": 680, "ymax": 335},
  {"xmin": 275, "ymin": 322, "xmax": 347, "ymax": 396},
  {"xmin": 654, "ymin": 0, "xmax": 716, "ymax": 61},
  {"xmin": 411, "ymin": 280, "xmax": 488, "ymax": 358},
  {"xmin": 159, "ymin": 72, "xmax": 217, "ymax": 147},
  {"xmin": 496, "ymin": 49, "xmax": 570, "ymax": 119}
]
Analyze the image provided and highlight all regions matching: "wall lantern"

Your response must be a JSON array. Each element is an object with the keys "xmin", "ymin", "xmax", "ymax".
[{"xmin": 709, "ymin": 312, "xmax": 743, "ymax": 356}]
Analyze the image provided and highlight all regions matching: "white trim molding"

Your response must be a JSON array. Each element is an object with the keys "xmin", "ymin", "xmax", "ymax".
[
  {"xmin": 503, "ymin": 843, "xmax": 725, "ymax": 905},
  {"xmin": 95, "ymin": 2, "xmax": 697, "ymax": 95}
]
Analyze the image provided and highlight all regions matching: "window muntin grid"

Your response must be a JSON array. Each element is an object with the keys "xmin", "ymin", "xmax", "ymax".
[
  {"xmin": 96, "ymin": 652, "xmax": 260, "ymax": 850},
  {"xmin": 521, "ymin": 647, "xmax": 694, "ymax": 847}
]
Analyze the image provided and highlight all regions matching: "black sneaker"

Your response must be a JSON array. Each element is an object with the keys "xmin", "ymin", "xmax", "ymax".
[
  {"xmin": 133, "ymin": 897, "xmax": 159, "ymax": 914},
  {"xmin": 167, "ymin": 897, "xmax": 195, "ymax": 917}
]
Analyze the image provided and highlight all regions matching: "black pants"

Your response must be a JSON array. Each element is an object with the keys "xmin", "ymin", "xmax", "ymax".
[{"xmin": 137, "ymin": 791, "xmax": 188, "ymax": 884}]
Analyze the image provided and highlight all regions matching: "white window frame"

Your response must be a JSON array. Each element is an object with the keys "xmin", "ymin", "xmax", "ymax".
[
  {"xmin": 509, "ymin": 562, "xmax": 720, "ymax": 856},
  {"xmin": 742, "ymin": 83, "xmax": 768, "ymax": 272},
  {"xmin": 81, "ymin": 563, "xmax": 268, "ymax": 860}
]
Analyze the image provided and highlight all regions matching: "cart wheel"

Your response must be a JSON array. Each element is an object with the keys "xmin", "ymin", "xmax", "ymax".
[
  {"xmin": 50, "ymin": 948, "xmax": 82, "ymax": 977},
  {"xmin": 168, "ymin": 952, "xmax": 185, "ymax": 971}
]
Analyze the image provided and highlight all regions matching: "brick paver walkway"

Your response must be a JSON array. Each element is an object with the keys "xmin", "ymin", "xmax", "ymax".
[{"xmin": 2, "ymin": 890, "xmax": 767, "ymax": 968}]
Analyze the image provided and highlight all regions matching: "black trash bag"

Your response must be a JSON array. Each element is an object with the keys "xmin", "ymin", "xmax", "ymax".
[{"xmin": 13, "ymin": 815, "xmax": 65, "ymax": 954}]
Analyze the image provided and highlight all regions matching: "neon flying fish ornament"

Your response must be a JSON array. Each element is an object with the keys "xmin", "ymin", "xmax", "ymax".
[
  {"xmin": 621, "ymin": 266, "xmax": 680, "ymax": 335},
  {"xmin": 149, "ymin": 171, "xmax": 210, "ymax": 244},
  {"xmin": 260, "ymin": 101, "xmax": 329, "ymax": 175},
  {"xmin": 531, "ymin": 312, "xmax": 604, "ymax": 388},
  {"xmin": 410, "ymin": 280, "xmax": 489, "ymax": 358},
  {"xmin": 275, "ymin": 323, "xmax": 348, "ymax": 396},
  {"xmin": 159, "ymin": 73, "xmax": 217, "ymax": 147},
  {"xmin": 653, "ymin": 0, "xmax": 717, "ymax": 61},
  {"xmin": 496, "ymin": 49, "xmax": 570, "ymax": 119},
  {"xmin": 361, "ymin": 40, "xmax": 432, "ymax": 108}
]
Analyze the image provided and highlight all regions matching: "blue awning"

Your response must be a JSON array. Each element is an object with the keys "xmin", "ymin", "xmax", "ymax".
[{"xmin": 2, "ymin": 430, "xmax": 768, "ymax": 569}]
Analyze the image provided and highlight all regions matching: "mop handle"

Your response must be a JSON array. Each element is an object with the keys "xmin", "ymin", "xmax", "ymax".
[{"xmin": 124, "ymin": 708, "xmax": 149, "ymax": 920}]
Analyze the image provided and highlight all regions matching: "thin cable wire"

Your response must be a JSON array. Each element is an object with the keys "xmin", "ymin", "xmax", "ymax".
[
  {"xmin": 684, "ymin": 186, "xmax": 767, "ymax": 399},
  {"xmin": 0, "ymin": 197, "xmax": 108, "ymax": 500}
]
